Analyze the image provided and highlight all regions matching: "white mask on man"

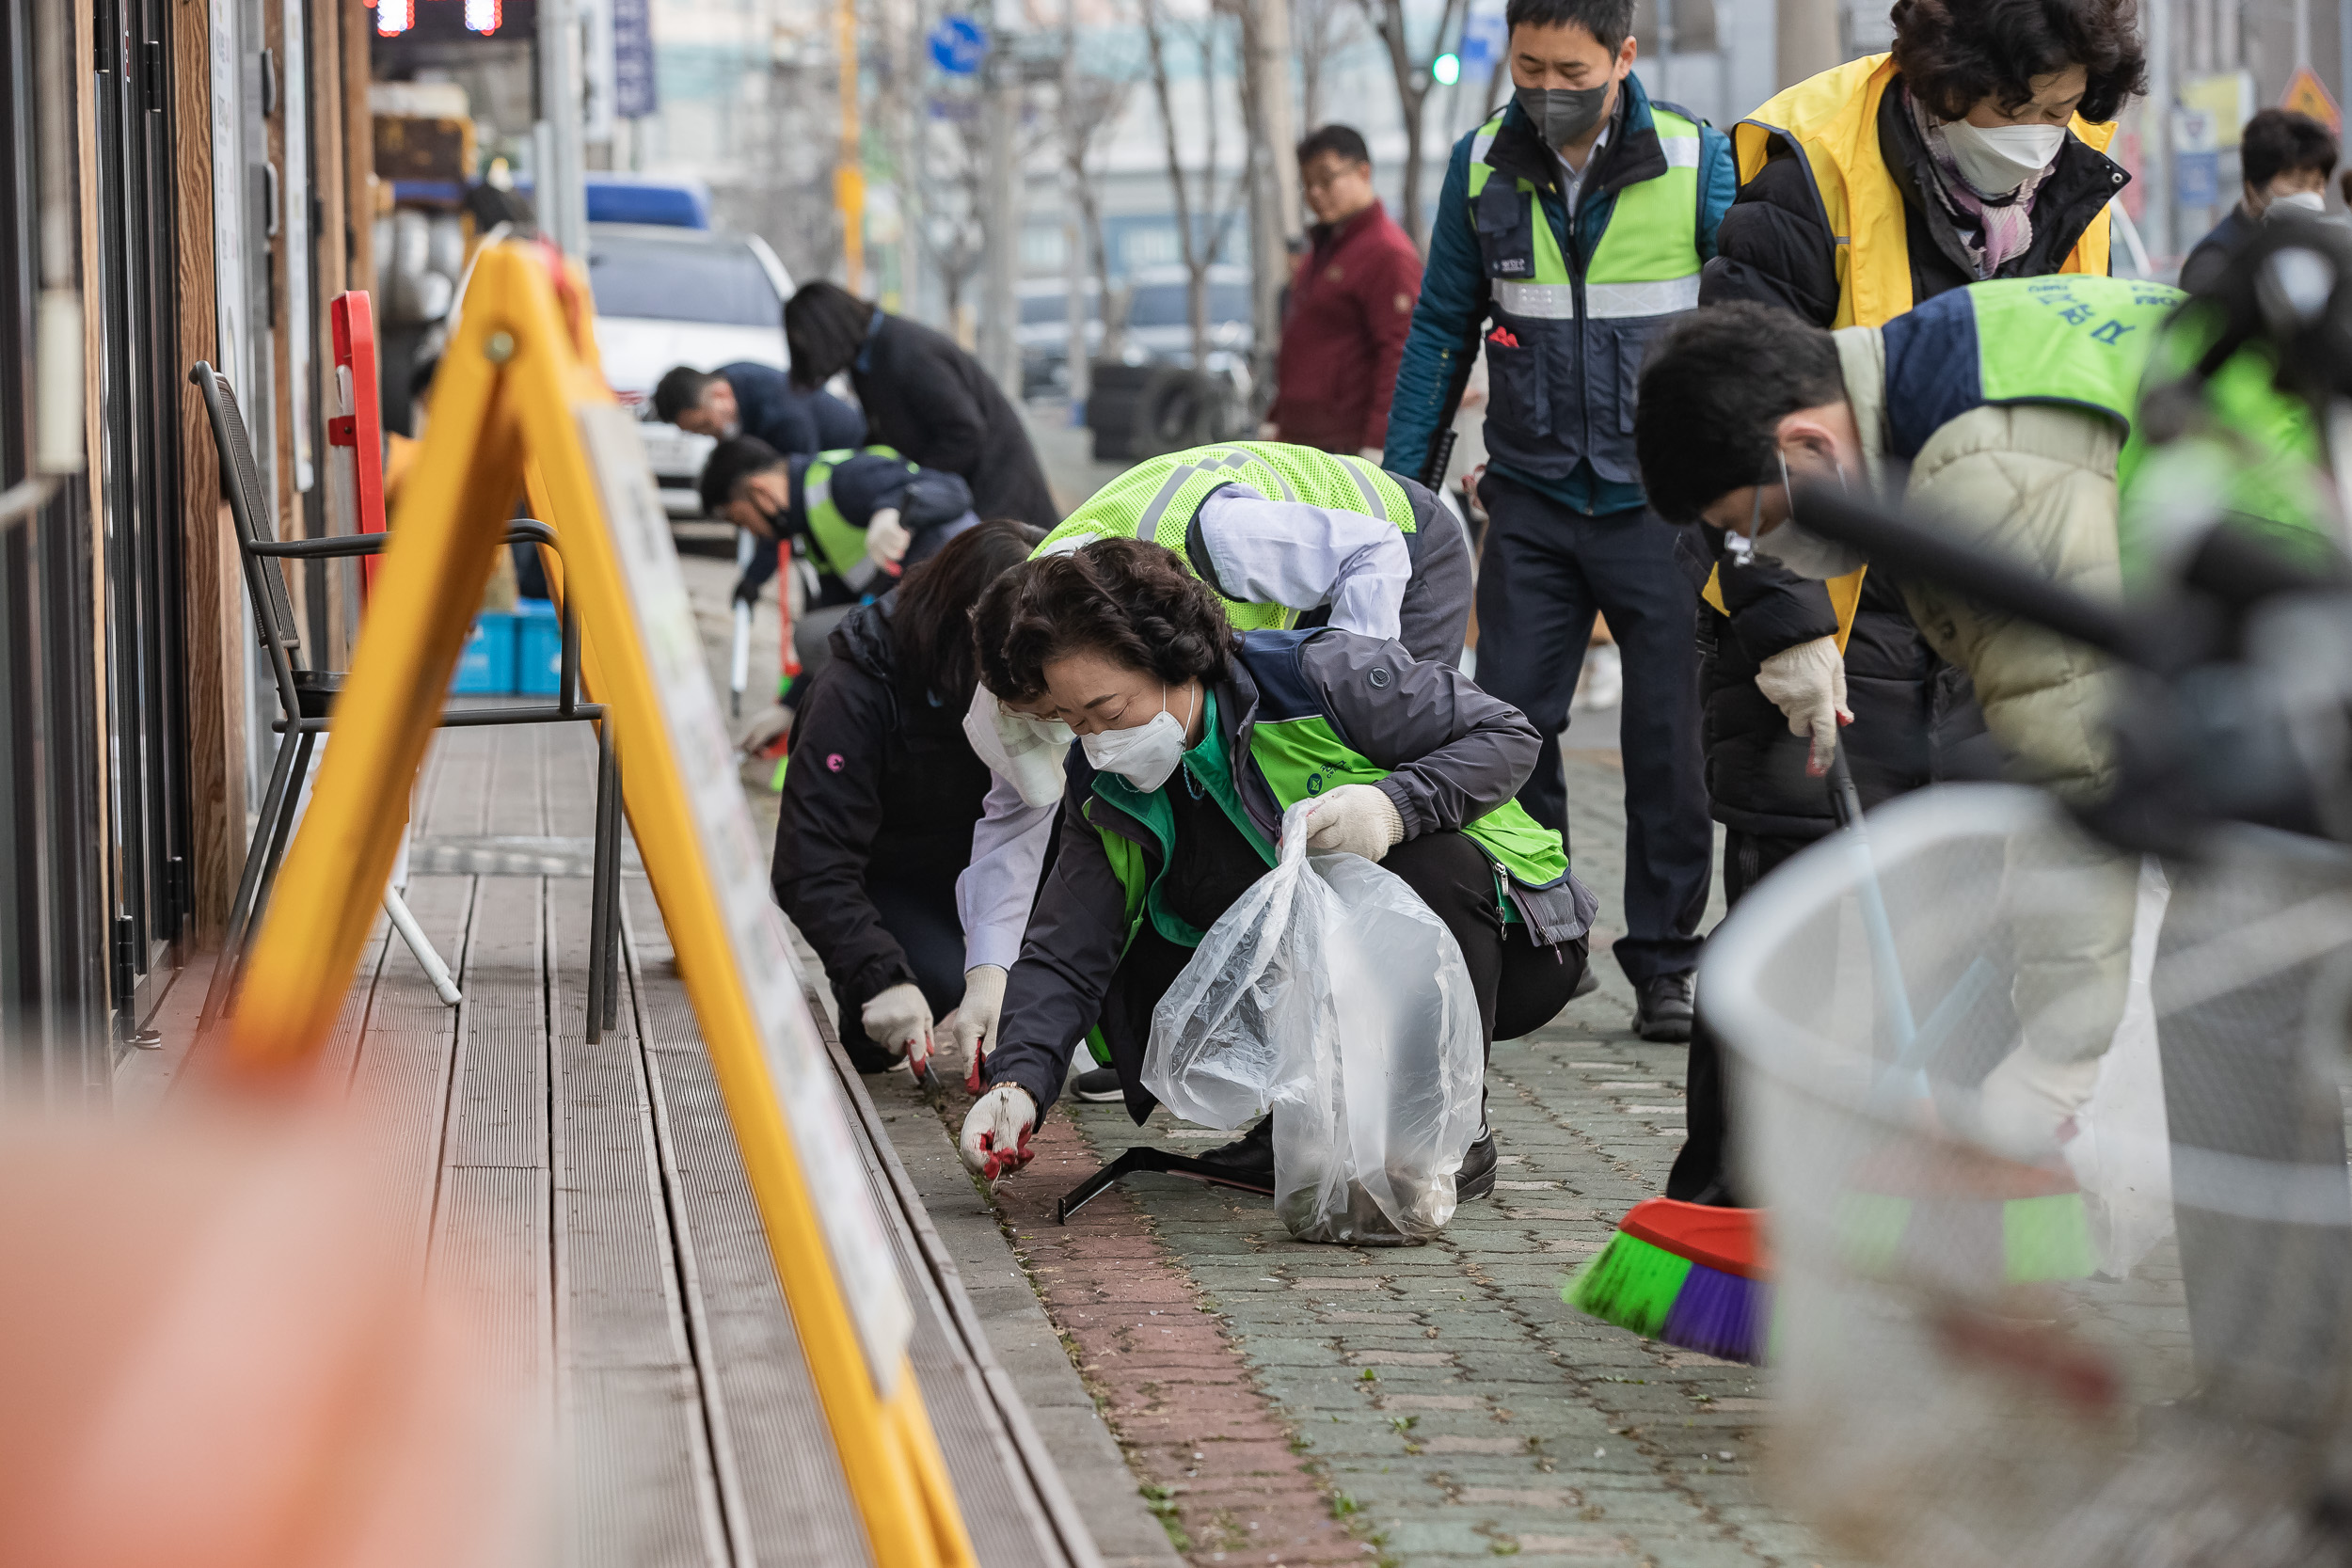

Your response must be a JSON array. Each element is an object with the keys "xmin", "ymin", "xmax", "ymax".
[
  {"xmin": 1940, "ymin": 119, "xmax": 2067, "ymax": 195},
  {"xmin": 2270, "ymin": 188, "xmax": 2328, "ymax": 216}
]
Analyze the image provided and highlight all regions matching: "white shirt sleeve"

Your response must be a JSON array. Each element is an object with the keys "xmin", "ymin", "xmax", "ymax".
[
  {"xmin": 956, "ymin": 770, "xmax": 1057, "ymax": 972},
  {"xmin": 1193, "ymin": 482, "xmax": 1412, "ymax": 643}
]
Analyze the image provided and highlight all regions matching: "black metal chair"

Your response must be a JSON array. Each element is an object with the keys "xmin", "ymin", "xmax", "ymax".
[{"xmin": 190, "ymin": 361, "xmax": 625, "ymax": 1040}]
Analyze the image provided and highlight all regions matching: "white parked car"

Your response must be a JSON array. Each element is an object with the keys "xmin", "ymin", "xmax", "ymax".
[{"xmin": 587, "ymin": 222, "xmax": 795, "ymax": 518}]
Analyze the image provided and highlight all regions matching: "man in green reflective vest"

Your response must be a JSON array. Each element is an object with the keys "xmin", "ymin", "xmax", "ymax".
[
  {"xmin": 698, "ymin": 435, "xmax": 979, "ymax": 677},
  {"xmin": 1633, "ymin": 271, "xmax": 2194, "ymax": 1196},
  {"xmin": 1384, "ymin": 0, "xmax": 1737, "ymax": 1047},
  {"xmin": 701, "ymin": 436, "xmax": 978, "ymax": 597}
]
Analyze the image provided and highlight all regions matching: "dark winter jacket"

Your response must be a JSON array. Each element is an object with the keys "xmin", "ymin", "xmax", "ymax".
[
  {"xmin": 850, "ymin": 313, "xmax": 1060, "ymax": 531},
  {"xmin": 738, "ymin": 453, "xmax": 976, "ymax": 609},
  {"xmin": 2179, "ymin": 204, "xmax": 2257, "ymax": 296},
  {"xmin": 1699, "ymin": 542, "xmax": 1989, "ymax": 839},
  {"xmin": 1700, "ymin": 80, "xmax": 2128, "ymax": 328},
  {"xmin": 720, "ymin": 360, "xmax": 866, "ymax": 455},
  {"xmin": 985, "ymin": 627, "xmax": 1561, "ymax": 1124},
  {"xmin": 1384, "ymin": 77, "xmax": 1737, "ymax": 513},
  {"xmin": 770, "ymin": 596, "xmax": 993, "ymax": 1019},
  {"xmin": 1688, "ymin": 76, "xmax": 2106, "ymax": 838}
]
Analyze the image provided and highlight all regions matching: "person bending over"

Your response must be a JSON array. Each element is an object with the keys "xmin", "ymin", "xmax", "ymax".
[
  {"xmin": 699, "ymin": 436, "xmax": 978, "ymax": 680},
  {"xmin": 785, "ymin": 281, "xmax": 1059, "ymax": 531},
  {"xmin": 771, "ymin": 520, "xmax": 1044, "ymax": 1075},
  {"xmin": 654, "ymin": 360, "xmax": 866, "ymax": 455},
  {"xmin": 955, "ymin": 538, "xmax": 1593, "ymax": 1192},
  {"xmin": 951, "ymin": 439, "xmax": 1480, "ymax": 1099},
  {"xmin": 1634, "ymin": 273, "xmax": 2178, "ymax": 1162}
]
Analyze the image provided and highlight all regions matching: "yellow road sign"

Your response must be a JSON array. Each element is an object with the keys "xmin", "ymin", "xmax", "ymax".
[
  {"xmin": 2285, "ymin": 66, "xmax": 2344, "ymax": 136},
  {"xmin": 229, "ymin": 241, "xmax": 975, "ymax": 1568}
]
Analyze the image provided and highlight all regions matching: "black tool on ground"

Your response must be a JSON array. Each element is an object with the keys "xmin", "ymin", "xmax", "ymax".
[
  {"xmin": 1420, "ymin": 428, "xmax": 1457, "ymax": 492},
  {"xmin": 1053, "ymin": 1145, "xmax": 1278, "ymax": 1224}
]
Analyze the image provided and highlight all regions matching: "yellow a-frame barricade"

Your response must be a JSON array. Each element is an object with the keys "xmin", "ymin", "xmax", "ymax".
[{"xmin": 229, "ymin": 241, "xmax": 977, "ymax": 1568}]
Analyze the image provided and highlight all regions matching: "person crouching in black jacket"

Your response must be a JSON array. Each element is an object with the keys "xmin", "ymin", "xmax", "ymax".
[{"xmin": 771, "ymin": 518, "xmax": 1044, "ymax": 1075}]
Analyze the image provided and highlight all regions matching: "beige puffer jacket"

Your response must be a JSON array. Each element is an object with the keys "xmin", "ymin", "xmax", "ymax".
[{"xmin": 1839, "ymin": 327, "xmax": 2140, "ymax": 1140}]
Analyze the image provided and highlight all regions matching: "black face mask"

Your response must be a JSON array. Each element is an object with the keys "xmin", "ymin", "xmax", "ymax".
[{"xmin": 1515, "ymin": 81, "xmax": 1612, "ymax": 150}]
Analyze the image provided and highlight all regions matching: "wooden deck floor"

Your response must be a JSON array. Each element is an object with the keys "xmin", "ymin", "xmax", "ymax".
[{"xmin": 291, "ymin": 722, "xmax": 1090, "ymax": 1568}]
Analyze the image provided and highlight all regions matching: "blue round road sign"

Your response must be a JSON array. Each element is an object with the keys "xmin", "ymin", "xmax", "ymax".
[{"xmin": 929, "ymin": 15, "xmax": 988, "ymax": 75}]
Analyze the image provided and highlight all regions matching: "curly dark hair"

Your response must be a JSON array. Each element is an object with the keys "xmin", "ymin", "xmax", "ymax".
[
  {"xmin": 971, "ymin": 537, "xmax": 1236, "ymax": 703},
  {"xmin": 1890, "ymin": 0, "xmax": 2147, "ymax": 126}
]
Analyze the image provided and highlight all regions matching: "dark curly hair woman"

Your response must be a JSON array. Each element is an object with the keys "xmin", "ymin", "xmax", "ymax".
[
  {"xmin": 1670, "ymin": 0, "xmax": 2146, "ymax": 1210},
  {"xmin": 1708, "ymin": 0, "xmax": 2148, "ymax": 328},
  {"xmin": 952, "ymin": 537, "xmax": 1594, "ymax": 1214}
]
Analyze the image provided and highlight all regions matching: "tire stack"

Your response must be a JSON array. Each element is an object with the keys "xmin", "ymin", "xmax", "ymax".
[{"xmin": 1085, "ymin": 363, "xmax": 1232, "ymax": 462}]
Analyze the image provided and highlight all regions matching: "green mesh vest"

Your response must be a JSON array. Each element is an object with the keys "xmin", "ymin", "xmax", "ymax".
[
  {"xmin": 1036, "ymin": 442, "xmax": 1418, "ymax": 629},
  {"xmin": 798, "ymin": 445, "xmax": 911, "ymax": 581}
]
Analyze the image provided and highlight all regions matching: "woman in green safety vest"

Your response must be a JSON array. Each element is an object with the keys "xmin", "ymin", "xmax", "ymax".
[{"xmin": 953, "ymin": 538, "xmax": 1596, "ymax": 1196}]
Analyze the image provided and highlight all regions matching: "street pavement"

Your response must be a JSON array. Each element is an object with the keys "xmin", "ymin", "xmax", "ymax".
[{"xmin": 683, "ymin": 448, "xmax": 1831, "ymax": 1565}]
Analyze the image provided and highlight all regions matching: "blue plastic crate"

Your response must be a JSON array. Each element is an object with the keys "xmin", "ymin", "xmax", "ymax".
[
  {"xmin": 453, "ymin": 612, "xmax": 517, "ymax": 694},
  {"xmin": 515, "ymin": 598, "xmax": 564, "ymax": 695}
]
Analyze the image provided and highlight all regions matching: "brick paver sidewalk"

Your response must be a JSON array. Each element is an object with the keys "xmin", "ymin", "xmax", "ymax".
[
  {"xmin": 973, "ymin": 754, "xmax": 1832, "ymax": 1568},
  {"xmin": 690, "ymin": 531, "xmax": 1829, "ymax": 1566}
]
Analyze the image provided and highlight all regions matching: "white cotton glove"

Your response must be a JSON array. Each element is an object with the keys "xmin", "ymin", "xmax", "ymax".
[
  {"xmin": 1754, "ymin": 635, "xmax": 1853, "ymax": 778},
  {"xmin": 860, "ymin": 982, "xmax": 934, "ymax": 1078},
  {"xmin": 865, "ymin": 506, "xmax": 912, "ymax": 571},
  {"xmin": 1298, "ymin": 784, "xmax": 1406, "ymax": 863},
  {"xmin": 947, "ymin": 964, "xmax": 1009, "ymax": 1091},
  {"xmin": 959, "ymin": 1083, "xmax": 1038, "ymax": 1180}
]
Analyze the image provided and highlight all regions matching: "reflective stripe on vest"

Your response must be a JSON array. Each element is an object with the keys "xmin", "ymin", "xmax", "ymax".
[
  {"xmin": 1038, "ymin": 441, "xmax": 1416, "ymax": 631},
  {"xmin": 801, "ymin": 445, "xmax": 911, "ymax": 582},
  {"xmin": 1732, "ymin": 54, "xmax": 2119, "ymax": 332}
]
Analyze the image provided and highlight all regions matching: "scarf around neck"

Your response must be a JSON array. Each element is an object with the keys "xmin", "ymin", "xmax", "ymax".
[{"xmin": 1905, "ymin": 83, "xmax": 2053, "ymax": 278}]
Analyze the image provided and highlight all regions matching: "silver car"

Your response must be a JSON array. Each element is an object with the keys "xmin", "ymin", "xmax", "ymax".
[{"xmin": 586, "ymin": 222, "xmax": 795, "ymax": 518}]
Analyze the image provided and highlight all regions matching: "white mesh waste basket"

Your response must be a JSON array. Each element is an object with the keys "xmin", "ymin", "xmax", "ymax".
[{"xmin": 1704, "ymin": 784, "xmax": 2352, "ymax": 1568}]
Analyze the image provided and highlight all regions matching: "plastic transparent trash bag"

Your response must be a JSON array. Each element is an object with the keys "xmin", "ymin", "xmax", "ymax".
[
  {"xmin": 1704, "ymin": 783, "xmax": 2352, "ymax": 1568},
  {"xmin": 1142, "ymin": 802, "xmax": 1485, "ymax": 1244}
]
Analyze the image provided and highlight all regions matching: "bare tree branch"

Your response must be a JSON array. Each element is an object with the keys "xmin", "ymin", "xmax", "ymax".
[{"xmin": 1352, "ymin": 0, "xmax": 1470, "ymax": 245}]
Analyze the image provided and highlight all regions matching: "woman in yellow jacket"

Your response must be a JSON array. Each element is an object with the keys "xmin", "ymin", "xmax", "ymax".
[
  {"xmin": 1668, "ymin": 0, "xmax": 2147, "ymax": 1206},
  {"xmin": 1705, "ymin": 0, "xmax": 2145, "ymax": 327}
]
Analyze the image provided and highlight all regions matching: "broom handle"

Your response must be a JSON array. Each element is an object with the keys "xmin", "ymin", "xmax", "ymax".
[{"xmin": 1828, "ymin": 734, "xmax": 1924, "ymax": 1078}]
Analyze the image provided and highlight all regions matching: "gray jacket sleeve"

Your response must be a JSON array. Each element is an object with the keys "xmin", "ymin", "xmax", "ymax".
[
  {"xmin": 1300, "ymin": 632, "xmax": 1541, "ymax": 837},
  {"xmin": 984, "ymin": 785, "xmax": 1129, "ymax": 1117}
]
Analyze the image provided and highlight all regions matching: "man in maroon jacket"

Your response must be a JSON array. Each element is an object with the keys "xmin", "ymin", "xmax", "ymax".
[{"xmin": 1267, "ymin": 125, "xmax": 1424, "ymax": 456}]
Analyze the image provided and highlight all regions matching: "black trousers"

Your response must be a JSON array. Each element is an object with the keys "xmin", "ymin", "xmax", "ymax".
[
  {"xmin": 1474, "ymin": 473, "xmax": 1711, "ymax": 986},
  {"xmin": 1667, "ymin": 828, "xmax": 1807, "ymax": 1206},
  {"xmin": 1106, "ymin": 827, "xmax": 1590, "ymax": 1120},
  {"xmin": 865, "ymin": 875, "xmax": 967, "ymax": 1018}
]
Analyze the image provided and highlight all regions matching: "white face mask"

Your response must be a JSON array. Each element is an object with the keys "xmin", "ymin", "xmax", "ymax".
[
  {"xmin": 961, "ymin": 687, "xmax": 1075, "ymax": 808},
  {"xmin": 1940, "ymin": 119, "xmax": 2066, "ymax": 195},
  {"xmin": 1749, "ymin": 450, "xmax": 1867, "ymax": 580},
  {"xmin": 2270, "ymin": 188, "xmax": 2328, "ymax": 216},
  {"xmin": 1079, "ymin": 684, "xmax": 1197, "ymax": 793}
]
